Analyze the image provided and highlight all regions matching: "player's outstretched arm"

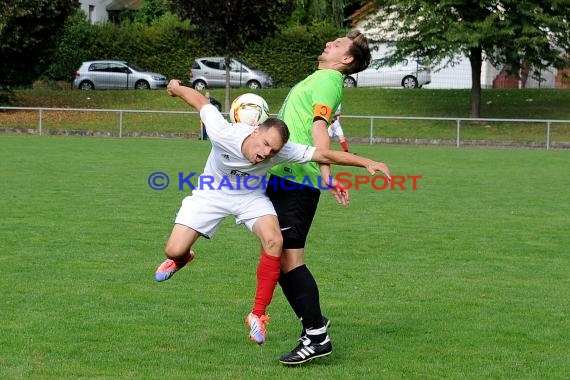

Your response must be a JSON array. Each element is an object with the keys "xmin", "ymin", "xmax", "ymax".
[
  {"xmin": 167, "ymin": 79, "xmax": 210, "ymax": 111},
  {"xmin": 311, "ymin": 149, "xmax": 391, "ymax": 179}
]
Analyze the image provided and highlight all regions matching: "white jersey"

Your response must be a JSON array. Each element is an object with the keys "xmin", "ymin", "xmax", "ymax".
[{"xmin": 197, "ymin": 104, "xmax": 316, "ymax": 195}]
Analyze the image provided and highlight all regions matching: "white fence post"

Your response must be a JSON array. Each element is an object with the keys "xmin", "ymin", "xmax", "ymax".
[
  {"xmin": 369, "ymin": 117, "xmax": 374, "ymax": 145},
  {"xmin": 38, "ymin": 109, "xmax": 43, "ymax": 136},
  {"xmin": 456, "ymin": 119, "xmax": 461, "ymax": 148},
  {"xmin": 119, "ymin": 110, "xmax": 123, "ymax": 138},
  {"xmin": 546, "ymin": 121, "xmax": 551, "ymax": 150}
]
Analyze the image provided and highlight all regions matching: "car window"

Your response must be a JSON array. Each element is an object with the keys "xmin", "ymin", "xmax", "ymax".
[
  {"xmin": 229, "ymin": 60, "xmax": 246, "ymax": 72},
  {"xmin": 109, "ymin": 63, "xmax": 129, "ymax": 73},
  {"xmin": 126, "ymin": 62, "xmax": 145, "ymax": 72},
  {"xmin": 371, "ymin": 58, "xmax": 393, "ymax": 69},
  {"xmin": 192, "ymin": 61, "xmax": 200, "ymax": 69},
  {"xmin": 89, "ymin": 63, "xmax": 109, "ymax": 72},
  {"xmin": 236, "ymin": 59, "xmax": 256, "ymax": 70},
  {"xmin": 203, "ymin": 59, "xmax": 223, "ymax": 70},
  {"xmin": 370, "ymin": 58, "xmax": 411, "ymax": 69}
]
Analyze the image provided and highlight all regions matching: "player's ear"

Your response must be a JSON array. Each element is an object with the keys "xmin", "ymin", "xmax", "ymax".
[{"xmin": 342, "ymin": 55, "xmax": 354, "ymax": 65}]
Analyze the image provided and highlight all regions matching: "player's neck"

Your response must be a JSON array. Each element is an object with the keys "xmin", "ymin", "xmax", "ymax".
[{"xmin": 317, "ymin": 61, "xmax": 345, "ymax": 72}]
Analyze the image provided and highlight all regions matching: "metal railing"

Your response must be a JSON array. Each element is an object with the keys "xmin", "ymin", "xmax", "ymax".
[
  {"xmin": 1, "ymin": 106, "xmax": 569, "ymax": 149},
  {"xmin": 339, "ymin": 114, "xmax": 568, "ymax": 149}
]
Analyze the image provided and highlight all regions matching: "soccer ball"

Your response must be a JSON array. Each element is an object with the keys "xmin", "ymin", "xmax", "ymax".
[{"xmin": 229, "ymin": 93, "xmax": 269, "ymax": 126}]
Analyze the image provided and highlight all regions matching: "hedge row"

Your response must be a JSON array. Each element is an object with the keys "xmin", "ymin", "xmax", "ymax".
[{"xmin": 46, "ymin": 11, "xmax": 346, "ymax": 88}]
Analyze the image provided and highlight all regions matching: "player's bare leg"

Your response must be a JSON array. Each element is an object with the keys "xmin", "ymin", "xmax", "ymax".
[{"xmin": 155, "ymin": 224, "xmax": 200, "ymax": 282}]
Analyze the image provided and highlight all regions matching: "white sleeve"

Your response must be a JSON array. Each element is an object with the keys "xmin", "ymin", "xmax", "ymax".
[
  {"xmin": 199, "ymin": 104, "xmax": 231, "ymax": 139},
  {"xmin": 275, "ymin": 142, "xmax": 316, "ymax": 164}
]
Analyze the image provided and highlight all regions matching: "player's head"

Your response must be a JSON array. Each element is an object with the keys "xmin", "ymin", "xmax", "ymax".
[
  {"xmin": 345, "ymin": 30, "xmax": 371, "ymax": 74},
  {"xmin": 245, "ymin": 118, "xmax": 290, "ymax": 164},
  {"xmin": 318, "ymin": 30, "xmax": 371, "ymax": 75}
]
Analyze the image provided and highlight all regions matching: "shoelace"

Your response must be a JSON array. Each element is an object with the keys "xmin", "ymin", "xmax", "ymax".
[{"xmin": 299, "ymin": 336, "xmax": 311, "ymax": 346}]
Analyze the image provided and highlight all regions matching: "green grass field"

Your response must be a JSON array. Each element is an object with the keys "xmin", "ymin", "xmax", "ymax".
[{"xmin": 1, "ymin": 135, "xmax": 568, "ymax": 379}]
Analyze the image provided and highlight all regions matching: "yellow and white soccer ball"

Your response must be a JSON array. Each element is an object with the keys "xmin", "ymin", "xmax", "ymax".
[{"xmin": 229, "ymin": 93, "xmax": 269, "ymax": 126}]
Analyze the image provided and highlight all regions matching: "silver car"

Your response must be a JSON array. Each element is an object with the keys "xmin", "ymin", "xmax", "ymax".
[
  {"xmin": 73, "ymin": 60, "xmax": 168, "ymax": 90},
  {"xmin": 344, "ymin": 58, "xmax": 431, "ymax": 88},
  {"xmin": 189, "ymin": 57, "xmax": 272, "ymax": 90}
]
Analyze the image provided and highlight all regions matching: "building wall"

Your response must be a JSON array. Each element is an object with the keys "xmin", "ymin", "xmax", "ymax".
[
  {"xmin": 78, "ymin": 0, "xmax": 113, "ymax": 23},
  {"xmin": 78, "ymin": 0, "xmax": 143, "ymax": 23}
]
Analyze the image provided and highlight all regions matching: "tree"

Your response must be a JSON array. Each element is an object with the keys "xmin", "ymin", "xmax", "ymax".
[
  {"xmin": 46, "ymin": 9, "xmax": 96, "ymax": 82},
  {"xmin": 0, "ymin": 0, "xmax": 80, "ymax": 88},
  {"xmin": 291, "ymin": 0, "xmax": 347, "ymax": 27},
  {"xmin": 135, "ymin": 0, "xmax": 170, "ymax": 25},
  {"xmin": 169, "ymin": 0, "xmax": 292, "ymax": 109},
  {"xmin": 369, "ymin": 0, "xmax": 570, "ymax": 117}
]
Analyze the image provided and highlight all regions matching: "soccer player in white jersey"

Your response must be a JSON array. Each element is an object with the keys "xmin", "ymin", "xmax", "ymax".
[
  {"xmin": 154, "ymin": 80, "xmax": 391, "ymax": 347},
  {"xmin": 328, "ymin": 104, "xmax": 350, "ymax": 152}
]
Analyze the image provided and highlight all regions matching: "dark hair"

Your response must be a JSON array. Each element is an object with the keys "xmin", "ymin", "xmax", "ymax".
[
  {"xmin": 259, "ymin": 117, "xmax": 290, "ymax": 144},
  {"xmin": 345, "ymin": 30, "xmax": 372, "ymax": 75}
]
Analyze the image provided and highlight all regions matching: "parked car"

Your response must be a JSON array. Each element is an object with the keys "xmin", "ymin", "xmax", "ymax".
[
  {"xmin": 344, "ymin": 58, "xmax": 431, "ymax": 88},
  {"xmin": 188, "ymin": 57, "xmax": 272, "ymax": 90},
  {"xmin": 73, "ymin": 60, "xmax": 168, "ymax": 90}
]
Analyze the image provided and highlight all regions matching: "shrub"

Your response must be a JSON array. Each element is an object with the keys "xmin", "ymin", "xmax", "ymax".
[{"xmin": 241, "ymin": 22, "xmax": 346, "ymax": 87}]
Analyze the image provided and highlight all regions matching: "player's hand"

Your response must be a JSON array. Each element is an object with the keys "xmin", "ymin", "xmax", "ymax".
[
  {"xmin": 167, "ymin": 79, "xmax": 183, "ymax": 97},
  {"xmin": 324, "ymin": 175, "xmax": 350, "ymax": 207},
  {"xmin": 365, "ymin": 161, "xmax": 391, "ymax": 180}
]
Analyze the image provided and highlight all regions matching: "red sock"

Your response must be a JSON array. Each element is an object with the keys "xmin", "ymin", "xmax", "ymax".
[
  {"xmin": 252, "ymin": 252, "xmax": 280, "ymax": 317},
  {"xmin": 340, "ymin": 140, "xmax": 349, "ymax": 152}
]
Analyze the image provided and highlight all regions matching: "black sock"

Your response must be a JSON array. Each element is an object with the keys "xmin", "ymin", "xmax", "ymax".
[
  {"xmin": 283, "ymin": 265, "xmax": 325, "ymax": 340},
  {"xmin": 279, "ymin": 269, "xmax": 302, "ymax": 319}
]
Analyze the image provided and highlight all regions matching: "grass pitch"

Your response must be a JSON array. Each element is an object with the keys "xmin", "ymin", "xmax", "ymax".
[{"xmin": 0, "ymin": 135, "xmax": 568, "ymax": 379}]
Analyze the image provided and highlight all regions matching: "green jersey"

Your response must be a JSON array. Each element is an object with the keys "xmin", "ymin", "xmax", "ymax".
[{"xmin": 269, "ymin": 69, "xmax": 344, "ymax": 186}]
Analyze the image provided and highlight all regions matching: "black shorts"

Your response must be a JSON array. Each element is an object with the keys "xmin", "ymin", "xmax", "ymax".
[{"xmin": 266, "ymin": 175, "xmax": 321, "ymax": 249}]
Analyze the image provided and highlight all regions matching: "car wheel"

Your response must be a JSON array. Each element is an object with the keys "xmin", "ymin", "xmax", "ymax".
[
  {"xmin": 193, "ymin": 80, "xmax": 207, "ymax": 90},
  {"xmin": 343, "ymin": 76, "xmax": 356, "ymax": 88},
  {"xmin": 247, "ymin": 80, "xmax": 261, "ymax": 89},
  {"xmin": 135, "ymin": 80, "xmax": 150, "ymax": 90},
  {"xmin": 402, "ymin": 76, "xmax": 419, "ymax": 88},
  {"xmin": 79, "ymin": 81, "xmax": 94, "ymax": 90}
]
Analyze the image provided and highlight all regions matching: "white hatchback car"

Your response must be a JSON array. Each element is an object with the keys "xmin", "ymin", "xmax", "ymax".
[
  {"xmin": 344, "ymin": 58, "xmax": 431, "ymax": 88},
  {"xmin": 73, "ymin": 60, "xmax": 168, "ymax": 90}
]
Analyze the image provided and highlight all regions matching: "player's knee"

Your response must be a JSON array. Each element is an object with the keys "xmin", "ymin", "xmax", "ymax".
[{"xmin": 261, "ymin": 233, "xmax": 283, "ymax": 254}]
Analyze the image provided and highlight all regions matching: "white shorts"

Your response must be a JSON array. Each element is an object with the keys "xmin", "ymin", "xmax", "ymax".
[
  {"xmin": 174, "ymin": 189, "xmax": 277, "ymax": 238},
  {"xmin": 328, "ymin": 119, "xmax": 345, "ymax": 139}
]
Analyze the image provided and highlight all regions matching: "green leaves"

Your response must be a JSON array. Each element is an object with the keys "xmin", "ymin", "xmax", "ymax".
[
  {"xmin": 0, "ymin": 0, "xmax": 79, "ymax": 86},
  {"xmin": 369, "ymin": 0, "xmax": 570, "ymax": 117}
]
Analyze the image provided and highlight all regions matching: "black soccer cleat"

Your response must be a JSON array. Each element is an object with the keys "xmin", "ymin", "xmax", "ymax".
[{"xmin": 279, "ymin": 336, "xmax": 332, "ymax": 365}]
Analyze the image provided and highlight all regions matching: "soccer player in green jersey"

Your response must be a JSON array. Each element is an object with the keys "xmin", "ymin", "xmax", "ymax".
[{"xmin": 267, "ymin": 30, "xmax": 372, "ymax": 365}]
